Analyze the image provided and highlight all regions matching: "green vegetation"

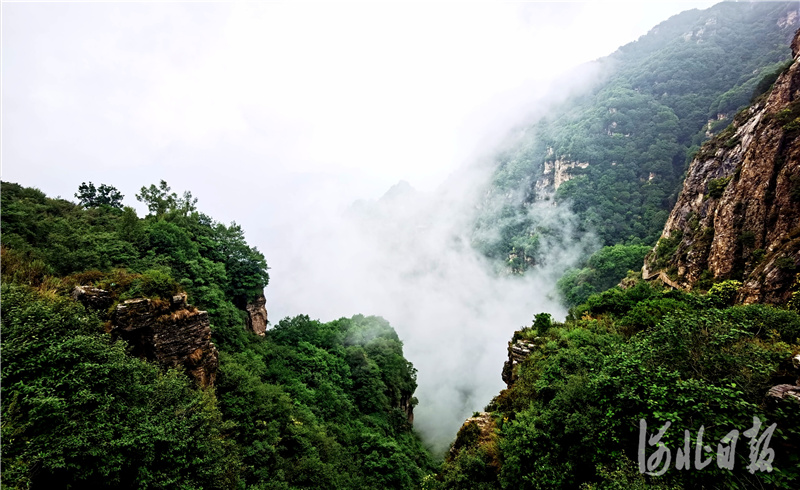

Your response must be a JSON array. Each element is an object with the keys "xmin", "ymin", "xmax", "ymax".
[
  {"xmin": 707, "ymin": 175, "xmax": 732, "ymax": 199},
  {"xmin": 650, "ymin": 232, "xmax": 683, "ymax": 270},
  {"xmin": 1, "ymin": 181, "xmax": 434, "ymax": 488},
  {"xmin": 1, "ymin": 284, "xmax": 238, "ymax": 489},
  {"xmin": 476, "ymin": 1, "xmax": 796, "ymax": 265},
  {"xmin": 6, "ymin": 5, "xmax": 800, "ymax": 487},
  {"xmin": 75, "ymin": 181, "xmax": 124, "ymax": 209},
  {"xmin": 435, "ymin": 282, "xmax": 800, "ymax": 489},
  {"xmin": 557, "ymin": 244, "xmax": 652, "ymax": 308}
]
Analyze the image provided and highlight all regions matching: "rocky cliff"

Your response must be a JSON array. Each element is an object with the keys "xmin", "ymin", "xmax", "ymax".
[
  {"xmin": 245, "ymin": 294, "xmax": 268, "ymax": 336},
  {"xmin": 110, "ymin": 293, "xmax": 219, "ymax": 387},
  {"xmin": 533, "ymin": 156, "xmax": 590, "ymax": 196},
  {"xmin": 643, "ymin": 29, "xmax": 800, "ymax": 304},
  {"xmin": 501, "ymin": 338, "xmax": 537, "ymax": 388}
]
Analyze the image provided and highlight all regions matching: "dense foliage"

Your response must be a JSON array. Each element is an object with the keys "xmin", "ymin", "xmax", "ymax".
[
  {"xmin": 1, "ymin": 180, "xmax": 268, "ymax": 351},
  {"xmin": 1, "ymin": 283, "xmax": 239, "ymax": 489},
  {"xmin": 1, "ymin": 181, "xmax": 434, "ymax": 489},
  {"xmin": 475, "ymin": 1, "xmax": 797, "ymax": 265},
  {"xmin": 557, "ymin": 244, "xmax": 652, "ymax": 308},
  {"xmin": 434, "ymin": 282, "xmax": 800, "ymax": 489}
]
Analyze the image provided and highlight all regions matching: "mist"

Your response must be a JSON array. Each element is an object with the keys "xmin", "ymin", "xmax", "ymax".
[
  {"xmin": 262, "ymin": 87, "xmax": 603, "ymax": 453},
  {"xmin": 3, "ymin": 0, "xmax": 720, "ymax": 455}
]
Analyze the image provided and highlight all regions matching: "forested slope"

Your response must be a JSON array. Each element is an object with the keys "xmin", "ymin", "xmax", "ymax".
[
  {"xmin": 0, "ymin": 181, "xmax": 434, "ymax": 489},
  {"xmin": 434, "ymin": 14, "xmax": 800, "ymax": 489},
  {"xmin": 434, "ymin": 283, "xmax": 800, "ymax": 489},
  {"xmin": 476, "ymin": 2, "xmax": 799, "ymax": 283}
]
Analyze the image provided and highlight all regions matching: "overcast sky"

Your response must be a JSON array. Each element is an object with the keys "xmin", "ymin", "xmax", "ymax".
[
  {"xmin": 3, "ymin": 0, "xmax": 721, "ymax": 452},
  {"xmin": 5, "ymin": 1, "xmax": 716, "ymax": 221}
]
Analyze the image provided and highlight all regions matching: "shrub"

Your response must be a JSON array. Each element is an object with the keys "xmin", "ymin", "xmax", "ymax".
[
  {"xmin": 707, "ymin": 175, "xmax": 733, "ymax": 198},
  {"xmin": 706, "ymin": 279, "xmax": 742, "ymax": 307}
]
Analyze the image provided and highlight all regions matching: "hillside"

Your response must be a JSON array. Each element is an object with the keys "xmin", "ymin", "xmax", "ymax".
[
  {"xmin": 433, "ymin": 23, "xmax": 800, "ymax": 490},
  {"xmin": 475, "ymin": 1, "xmax": 799, "ymax": 274},
  {"xmin": 643, "ymin": 27, "xmax": 800, "ymax": 304},
  {"xmin": 4, "ymin": 3, "xmax": 800, "ymax": 489},
  {"xmin": 434, "ymin": 284, "xmax": 800, "ymax": 489},
  {"xmin": 0, "ymin": 181, "xmax": 434, "ymax": 489}
]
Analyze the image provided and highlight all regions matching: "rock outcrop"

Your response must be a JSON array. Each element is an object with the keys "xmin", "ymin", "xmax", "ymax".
[
  {"xmin": 766, "ymin": 384, "xmax": 800, "ymax": 403},
  {"xmin": 72, "ymin": 285, "xmax": 113, "ymax": 312},
  {"xmin": 501, "ymin": 338, "xmax": 537, "ymax": 388},
  {"xmin": 643, "ymin": 29, "xmax": 800, "ymax": 304},
  {"xmin": 398, "ymin": 393, "xmax": 415, "ymax": 425},
  {"xmin": 110, "ymin": 293, "xmax": 219, "ymax": 387},
  {"xmin": 447, "ymin": 412, "xmax": 499, "ymax": 467},
  {"xmin": 245, "ymin": 294, "xmax": 268, "ymax": 336},
  {"xmin": 534, "ymin": 158, "xmax": 590, "ymax": 196},
  {"xmin": 765, "ymin": 352, "xmax": 800, "ymax": 404}
]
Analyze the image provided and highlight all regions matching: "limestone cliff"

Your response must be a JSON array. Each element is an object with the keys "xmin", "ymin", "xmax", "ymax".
[
  {"xmin": 534, "ymin": 156, "xmax": 590, "ymax": 197},
  {"xmin": 643, "ymin": 30, "xmax": 800, "ymax": 304},
  {"xmin": 110, "ymin": 293, "xmax": 219, "ymax": 387}
]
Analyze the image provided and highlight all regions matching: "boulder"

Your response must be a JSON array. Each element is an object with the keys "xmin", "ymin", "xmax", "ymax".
[{"xmin": 71, "ymin": 285, "xmax": 113, "ymax": 311}]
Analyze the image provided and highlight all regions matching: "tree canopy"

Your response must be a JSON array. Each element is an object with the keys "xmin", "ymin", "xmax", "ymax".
[{"xmin": 1, "ymin": 180, "xmax": 434, "ymax": 489}]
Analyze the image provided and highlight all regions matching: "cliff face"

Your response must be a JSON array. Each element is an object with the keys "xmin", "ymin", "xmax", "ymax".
[
  {"xmin": 534, "ymin": 157, "xmax": 590, "ymax": 196},
  {"xmin": 110, "ymin": 293, "xmax": 219, "ymax": 387},
  {"xmin": 643, "ymin": 30, "xmax": 800, "ymax": 304},
  {"xmin": 245, "ymin": 294, "xmax": 268, "ymax": 336},
  {"xmin": 501, "ymin": 338, "xmax": 537, "ymax": 388}
]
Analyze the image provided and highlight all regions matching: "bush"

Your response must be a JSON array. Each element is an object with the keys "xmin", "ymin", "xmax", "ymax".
[
  {"xmin": 707, "ymin": 175, "xmax": 733, "ymax": 198},
  {"xmin": 706, "ymin": 279, "xmax": 742, "ymax": 307},
  {"xmin": 124, "ymin": 267, "xmax": 181, "ymax": 299}
]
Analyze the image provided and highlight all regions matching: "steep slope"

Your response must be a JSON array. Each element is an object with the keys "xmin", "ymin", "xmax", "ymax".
[
  {"xmin": 433, "ymin": 16, "xmax": 800, "ymax": 488},
  {"xmin": 433, "ymin": 287, "xmax": 800, "ymax": 489},
  {"xmin": 0, "ymin": 181, "xmax": 435, "ymax": 489},
  {"xmin": 644, "ymin": 28, "xmax": 800, "ymax": 304},
  {"xmin": 476, "ymin": 1, "xmax": 799, "ymax": 267}
]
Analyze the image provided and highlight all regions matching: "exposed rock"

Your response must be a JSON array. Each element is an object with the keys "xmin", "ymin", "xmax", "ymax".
[
  {"xmin": 766, "ymin": 384, "xmax": 800, "ymax": 403},
  {"xmin": 398, "ymin": 393, "xmax": 415, "ymax": 425},
  {"xmin": 171, "ymin": 292, "xmax": 187, "ymax": 308},
  {"xmin": 641, "ymin": 266, "xmax": 683, "ymax": 290},
  {"xmin": 72, "ymin": 285, "xmax": 113, "ymax": 311},
  {"xmin": 643, "ymin": 29, "xmax": 800, "ymax": 305},
  {"xmin": 448, "ymin": 412, "xmax": 499, "ymax": 467},
  {"xmin": 245, "ymin": 294, "xmax": 268, "ymax": 336},
  {"xmin": 110, "ymin": 297, "xmax": 218, "ymax": 387},
  {"xmin": 502, "ymin": 338, "xmax": 537, "ymax": 388},
  {"xmin": 779, "ymin": 9, "xmax": 799, "ymax": 29},
  {"xmin": 535, "ymin": 159, "xmax": 589, "ymax": 196}
]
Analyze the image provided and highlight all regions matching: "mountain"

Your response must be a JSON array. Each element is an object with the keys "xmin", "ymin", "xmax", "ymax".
[
  {"xmin": 643, "ymin": 28, "xmax": 800, "ymax": 304},
  {"xmin": 0, "ymin": 181, "xmax": 434, "ymax": 489},
  {"xmin": 475, "ymin": 1, "xmax": 800, "ymax": 270},
  {"xmin": 431, "ymin": 14, "xmax": 800, "ymax": 490}
]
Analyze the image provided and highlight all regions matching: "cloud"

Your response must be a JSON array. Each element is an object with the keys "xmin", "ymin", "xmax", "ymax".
[
  {"xmin": 2, "ymin": 0, "xmax": 718, "ymax": 454},
  {"xmin": 264, "ymin": 129, "xmax": 601, "ymax": 453}
]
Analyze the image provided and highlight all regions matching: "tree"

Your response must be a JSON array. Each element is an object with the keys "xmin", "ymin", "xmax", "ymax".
[
  {"xmin": 209, "ymin": 222, "xmax": 269, "ymax": 303},
  {"xmin": 136, "ymin": 180, "xmax": 197, "ymax": 219},
  {"xmin": 75, "ymin": 182, "xmax": 124, "ymax": 209}
]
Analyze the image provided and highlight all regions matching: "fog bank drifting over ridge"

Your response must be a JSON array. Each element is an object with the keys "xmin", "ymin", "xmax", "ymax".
[{"xmin": 264, "ymin": 126, "xmax": 601, "ymax": 452}]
